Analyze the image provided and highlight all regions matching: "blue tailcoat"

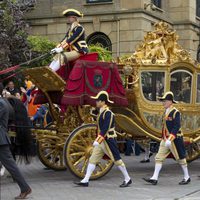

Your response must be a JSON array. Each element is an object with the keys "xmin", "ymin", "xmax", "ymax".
[
  {"xmin": 98, "ymin": 109, "xmax": 121, "ymax": 161},
  {"xmin": 163, "ymin": 107, "xmax": 186, "ymax": 159},
  {"xmin": 62, "ymin": 23, "xmax": 88, "ymax": 54}
]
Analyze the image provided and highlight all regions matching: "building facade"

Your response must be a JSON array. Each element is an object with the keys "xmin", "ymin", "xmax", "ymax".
[{"xmin": 26, "ymin": 0, "xmax": 200, "ymax": 59}]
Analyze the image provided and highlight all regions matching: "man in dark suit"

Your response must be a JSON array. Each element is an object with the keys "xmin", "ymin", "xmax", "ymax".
[{"xmin": 0, "ymin": 83, "xmax": 32, "ymax": 199}]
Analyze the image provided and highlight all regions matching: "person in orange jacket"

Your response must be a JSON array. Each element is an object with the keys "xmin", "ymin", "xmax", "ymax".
[{"xmin": 21, "ymin": 86, "xmax": 40, "ymax": 118}]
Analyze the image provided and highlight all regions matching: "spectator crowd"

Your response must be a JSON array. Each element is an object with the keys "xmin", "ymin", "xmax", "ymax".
[{"xmin": 2, "ymin": 77, "xmax": 49, "ymax": 127}]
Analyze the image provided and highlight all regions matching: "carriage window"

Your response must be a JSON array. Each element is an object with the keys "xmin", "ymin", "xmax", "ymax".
[
  {"xmin": 141, "ymin": 71, "xmax": 165, "ymax": 101},
  {"xmin": 170, "ymin": 71, "xmax": 192, "ymax": 103},
  {"xmin": 197, "ymin": 74, "xmax": 200, "ymax": 103}
]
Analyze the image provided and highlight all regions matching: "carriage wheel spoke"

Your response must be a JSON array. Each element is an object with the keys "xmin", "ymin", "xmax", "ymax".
[
  {"xmin": 44, "ymin": 150, "xmax": 55, "ymax": 158},
  {"xmin": 77, "ymin": 134, "xmax": 88, "ymax": 146},
  {"xmin": 70, "ymin": 152, "xmax": 85, "ymax": 157},
  {"xmin": 51, "ymin": 151, "xmax": 59, "ymax": 162},
  {"xmin": 97, "ymin": 163, "xmax": 104, "ymax": 171},
  {"xmin": 42, "ymin": 144, "xmax": 55, "ymax": 148},
  {"xmin": 81, "ymin": 158, "xmax": 88, "ymax": 173},
  {"xmin": 73, "ymin": 156, "xmax": 85, "ymax": 167},
  {"xmin": 71, "ymin": 143, "xmax": 86, "ymax": 151}
]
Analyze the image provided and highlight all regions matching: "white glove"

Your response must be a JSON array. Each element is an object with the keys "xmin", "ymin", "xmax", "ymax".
[
  {"xmin": 51, "ymin": 47, "xmax": 63, "ymax": 54},
  {"xmin": 51, "ymin": 48, "xmax": 56, "ymax": 54},
  {"xmin": 93, "ymin": 141, "xmax": 99, "ymax": 147},
  {"xmin": 165, "ymin": 139, "xmax": 171, "ymax": 148}
]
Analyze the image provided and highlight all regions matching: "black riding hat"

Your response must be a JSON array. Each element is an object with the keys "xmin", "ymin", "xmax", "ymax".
[
  {"xmin": 91, "ymin": 91, "xmax": 114, "ymax": 104},
  {"xmin": 158, "ymin": 91, "xmax": 177, "ymax": 104},
  {"xmin": 63, "ymin": 9, "xmax": 83, "ymax": 18}
]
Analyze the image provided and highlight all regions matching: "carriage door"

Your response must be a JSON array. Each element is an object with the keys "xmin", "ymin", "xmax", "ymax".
[
  {"xmin": 170, "ymin": 70, "xmax": 192, "ymax": 103},
  {"xmin": 170, "ymin": 70, "xmax": 194, "ymax": 132},
  {"xmin": 141, "ymin": 71, "xmax": 165, "ymax": 101},
  {"xmin": 140, "ymin": 71, "xmax": 166, "ymax": 131}
]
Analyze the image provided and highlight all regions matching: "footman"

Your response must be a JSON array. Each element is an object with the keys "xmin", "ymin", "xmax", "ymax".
[
  {"xmin": 143, "ymin": 91, "xmax": 191, "ymax": 185},
  {"xmin": 74, "ymin": 91, "xmax": 132, "ymax": 188}
]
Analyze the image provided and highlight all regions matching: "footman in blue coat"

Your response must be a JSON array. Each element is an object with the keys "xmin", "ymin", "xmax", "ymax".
[
  {"xmin": 143, "ymin": 91, "xmax": 191, "ymax": 185},
  {"xmin": 74, "ymin": 91, "xmax": 132, "ymax": 187}
]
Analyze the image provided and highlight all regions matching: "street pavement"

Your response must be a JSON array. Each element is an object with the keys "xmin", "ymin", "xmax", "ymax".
[{"xmin": 0, "ymin": 154, "xmax": 200, "ymax": 200}]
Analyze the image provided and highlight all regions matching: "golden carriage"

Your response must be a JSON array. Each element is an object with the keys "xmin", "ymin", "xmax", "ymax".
[{"xmin": 24, "ymin": 21, "xmax": 200, "ymax": 180}]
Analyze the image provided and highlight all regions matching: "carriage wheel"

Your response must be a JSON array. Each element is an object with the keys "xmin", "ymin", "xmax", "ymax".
[
  {"xmin": 64, "ymin": 124, "xmax": 113, "ymax": 180},
  {"xmin": 37, "ymin": 136, "xmax": 66, "ymax": 171},
  {"xmin": 185, "ymin": 141, "xmax": 200, "ymax": 162}
]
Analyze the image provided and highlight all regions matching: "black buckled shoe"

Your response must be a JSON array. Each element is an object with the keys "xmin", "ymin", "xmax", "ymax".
[
  {"xmin": 119, "ymin": 179, "xmax": 132, "ymax": 188},
  {"xmin": 179, "ymin": 178, "xmax": 191, "ymax": 185},
  {"xmin": 74, "ymin": 181, "xmax": 89, "ymax": 187},
  {"xmin": 140, "ymin": 159, "xmax": 150, "ymax": 163},
  {"xmin": 143, "ymin": 178, "xmax": 158, "ymax": 185}
]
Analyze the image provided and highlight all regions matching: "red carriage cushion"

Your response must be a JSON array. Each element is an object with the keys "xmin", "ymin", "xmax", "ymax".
[
  {"xmin": 34, "ymin": 53, "xmax": 99, "ymax": 105},
  {"xmin": 79, "ymin": 52, "xmax": 98, "ymax": 61},
  {"xmin": 56, "ymin": 52, "xmax": 98, "ymax": 81},
  {"xmin": 61, "ymin": 60, "xmax": 128, "ymax": 106}
]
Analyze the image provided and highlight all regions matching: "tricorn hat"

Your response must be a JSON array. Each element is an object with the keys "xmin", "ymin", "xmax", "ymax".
[
  {"xmin": 63, "ymin": 9, "xmax": 83, "ymax": 18},
  {"xmin": 158, "ymin": 91, "xmax": 177, "ymax": 104},
  {"xmin": 91, "ymin": 91, "xmax": 114, "ymax": 104}
]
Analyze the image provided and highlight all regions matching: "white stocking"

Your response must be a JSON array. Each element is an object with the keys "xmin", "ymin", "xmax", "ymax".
[
  {"xmin": 181, "ymin": 165, "xmax": 190, "ymax": 180},
  {"xmin": 81, "ymin": 163, "xmax": 96, "ymax": 183},
  {"xmin": 118, "ymin": 165, "xmax": 131, "ymax": 183},
  {"xmin": 49, "ymin": 60, "xmax": 60, "ymax": 71},
  {"xmin": 151, "ymin": 163, "xmax": 162, "ymax": 180}
]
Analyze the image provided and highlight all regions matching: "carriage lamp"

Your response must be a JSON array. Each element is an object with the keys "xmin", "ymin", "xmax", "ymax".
[
  {"xmin": 123, "ymin": 65, "xmax": 133, "ymax": 89},
  {"xmin": 123, "ymin": 65, "xmax": 139, "ymax": 89}
]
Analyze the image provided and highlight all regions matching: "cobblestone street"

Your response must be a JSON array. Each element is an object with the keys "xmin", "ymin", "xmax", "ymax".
[{"xmin": 1, "ymin": 155, "xmax": 200, "ymax": 200}]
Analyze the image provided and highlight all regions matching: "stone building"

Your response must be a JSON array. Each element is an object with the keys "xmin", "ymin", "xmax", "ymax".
[{"xmin": 26, "ymin": 0, "xmax": 200, "ymax": 59}]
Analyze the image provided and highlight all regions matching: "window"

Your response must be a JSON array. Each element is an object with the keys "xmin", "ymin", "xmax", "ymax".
[
  {"xmin": 87, "ymin": 32, "xmax": 112, "ymax": 51},
  {"xmin": 197, "ymin": 74, "xmax": 200, "ymax": 103},
  {"xmin": 152, "ymin": 0, "xmax": 162, "ymax": 8},
  {"xmin": 86, "ymin": 0, "xmax": 112, "ymax": 3},
  {"xmin": 141, "ymin": 71, "xmax": 165, "ymax": 101},
  {"xmin": 170, "ymin": 71, "xmax": 192, "ymax": 103},
  {"xmin": 197, "ymin": 0, "xmax": 200, "ymax": 17}
]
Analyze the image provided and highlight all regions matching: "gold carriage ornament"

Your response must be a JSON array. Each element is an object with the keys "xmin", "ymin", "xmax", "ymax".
[
  {"xmin": 22, "ymin": 21, "xmax": 200, "ymax": 180},
  {"xmin": 119, "ymin": 21, "xmax": 198, "ymax": 66}
]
